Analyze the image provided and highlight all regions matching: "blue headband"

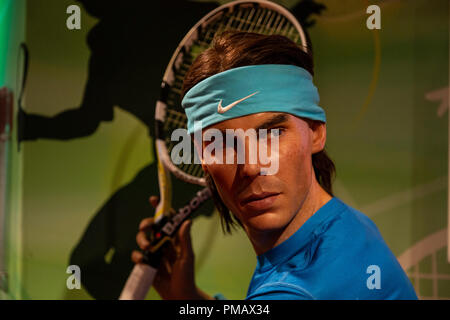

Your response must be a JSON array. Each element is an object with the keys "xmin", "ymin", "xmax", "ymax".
[{"xmin": 181, "ymin": 64, "xmax": 325, "ymax": 134}]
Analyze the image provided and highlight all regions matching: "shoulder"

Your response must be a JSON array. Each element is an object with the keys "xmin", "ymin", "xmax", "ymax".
[
  {"xmin": 315, "ymin": 197, "xmax": 399, "ymax": 271},
  {"xmin": 310, "ymin": 198, "xmax": 417, "ymax": 299},
  {"xmin": 316, "ymin": 197, "xmax": 387, "ymax": 251}
]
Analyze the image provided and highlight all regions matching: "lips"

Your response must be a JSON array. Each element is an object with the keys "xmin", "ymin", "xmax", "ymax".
[{"xmin": 240, "ymin": 192, "xmax": 280, "ymax": 211}]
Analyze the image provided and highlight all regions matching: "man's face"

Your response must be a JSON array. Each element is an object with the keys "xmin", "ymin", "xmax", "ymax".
[{"xmin": 201, "ymin": 112, "xmax": 326, "ymax": 234}]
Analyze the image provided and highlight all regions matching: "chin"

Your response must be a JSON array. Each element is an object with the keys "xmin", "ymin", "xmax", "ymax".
[{"xmin": 243, "ymin": 211, "xmax": 289, "ymax": 233}]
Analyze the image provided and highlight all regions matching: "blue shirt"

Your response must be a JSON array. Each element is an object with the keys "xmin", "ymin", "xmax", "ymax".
[{"xmin": 246, "ymin": 197, "xmax": 418, "ymax": 300}]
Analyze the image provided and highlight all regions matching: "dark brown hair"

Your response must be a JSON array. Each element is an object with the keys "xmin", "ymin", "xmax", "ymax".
[{"xmin": 182, "ymin": 31, "xmax": 336, "ymax": 233}]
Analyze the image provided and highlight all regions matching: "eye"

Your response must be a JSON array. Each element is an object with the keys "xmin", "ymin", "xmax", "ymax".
[
  {"xmin": 267, "ymin": 127, "xmax": 284, "ymax": 139},
  {"xmin": 270, "ymin": 128, "xmax": 282, "ymax": 137}
]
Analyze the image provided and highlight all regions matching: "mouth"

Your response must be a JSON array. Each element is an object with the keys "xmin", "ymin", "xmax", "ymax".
[{"xmin": 240, "ymin": 192, "xmax": 281, "ymax": 211}]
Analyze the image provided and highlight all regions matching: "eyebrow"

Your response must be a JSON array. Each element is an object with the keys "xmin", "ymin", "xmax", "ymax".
[
  {"xmin": 217, "ymin": 113, "xmax": 289, "ymax": 136},
  {"xmin": 255, "ymin": 113, "xmax": 289, "ymax": 131}
]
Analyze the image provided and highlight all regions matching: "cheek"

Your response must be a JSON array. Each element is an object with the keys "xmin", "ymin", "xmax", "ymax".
[
  {"xmin": 282, "ymin": 136, "xmax": 311, "ymax": 171},
  {"xmin": 206, "ymin": 164, "xmax": 236, "ymax": 205},
  {"xmin": 278, "ymin": 134, "xmax": 313, "ymax": 194}
]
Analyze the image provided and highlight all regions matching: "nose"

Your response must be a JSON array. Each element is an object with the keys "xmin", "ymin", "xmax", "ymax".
[
  {"xmin": 239, "ymin": 162, "xmax": 261, "ymax": 179},
  {"xmin": 237, "ymin": 135, "xmax": 261, "ymax": 179}
]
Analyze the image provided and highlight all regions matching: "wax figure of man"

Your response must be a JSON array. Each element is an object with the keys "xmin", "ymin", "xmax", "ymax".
[{"xmin": 133, "ymin": 31, "xmax": 417, "ymax": 300}]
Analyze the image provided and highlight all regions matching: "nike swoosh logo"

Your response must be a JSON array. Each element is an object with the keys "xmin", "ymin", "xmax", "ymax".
[{"xmin": 217, "ymin": 91, "xmax": 259, "ymax": 114}]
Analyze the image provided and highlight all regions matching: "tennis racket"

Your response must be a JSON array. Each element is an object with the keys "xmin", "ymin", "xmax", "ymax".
[{"xmin": 119, "ymin": 0, "xmax": 309, "ymax": 300}]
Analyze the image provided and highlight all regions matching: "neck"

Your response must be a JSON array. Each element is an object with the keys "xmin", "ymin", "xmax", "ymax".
[{"xmin": 246, "ymin": 175, "xmax": 332, "ymax": 256}]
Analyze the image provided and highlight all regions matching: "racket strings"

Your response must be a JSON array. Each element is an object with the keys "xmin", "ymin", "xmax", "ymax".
[
  {"xmin": 170, "ymin": 6, "xmax": 303, "ymax": 100},
  {"xmin": 164, "ymin": 108, "xmax": 205, "ymax": 178},
  {"xmin": 166, "ymin": 5, "xmax": 304, "ymax": 117}
]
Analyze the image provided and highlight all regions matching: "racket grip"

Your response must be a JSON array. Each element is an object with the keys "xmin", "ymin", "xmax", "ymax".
[{"xmin": 119, "ymin": 264, "xmax": 158, "ymax": 300}]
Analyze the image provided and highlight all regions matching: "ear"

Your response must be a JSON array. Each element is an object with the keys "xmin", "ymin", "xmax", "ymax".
[{"xmin": 311, "ymin": 122, "xmax": 327, "ymax": 154}]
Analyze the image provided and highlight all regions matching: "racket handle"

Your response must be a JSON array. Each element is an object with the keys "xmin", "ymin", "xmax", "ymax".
[{"xmin": 119, "ymin": 264, "xmax": 158, "ymax": 300}]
